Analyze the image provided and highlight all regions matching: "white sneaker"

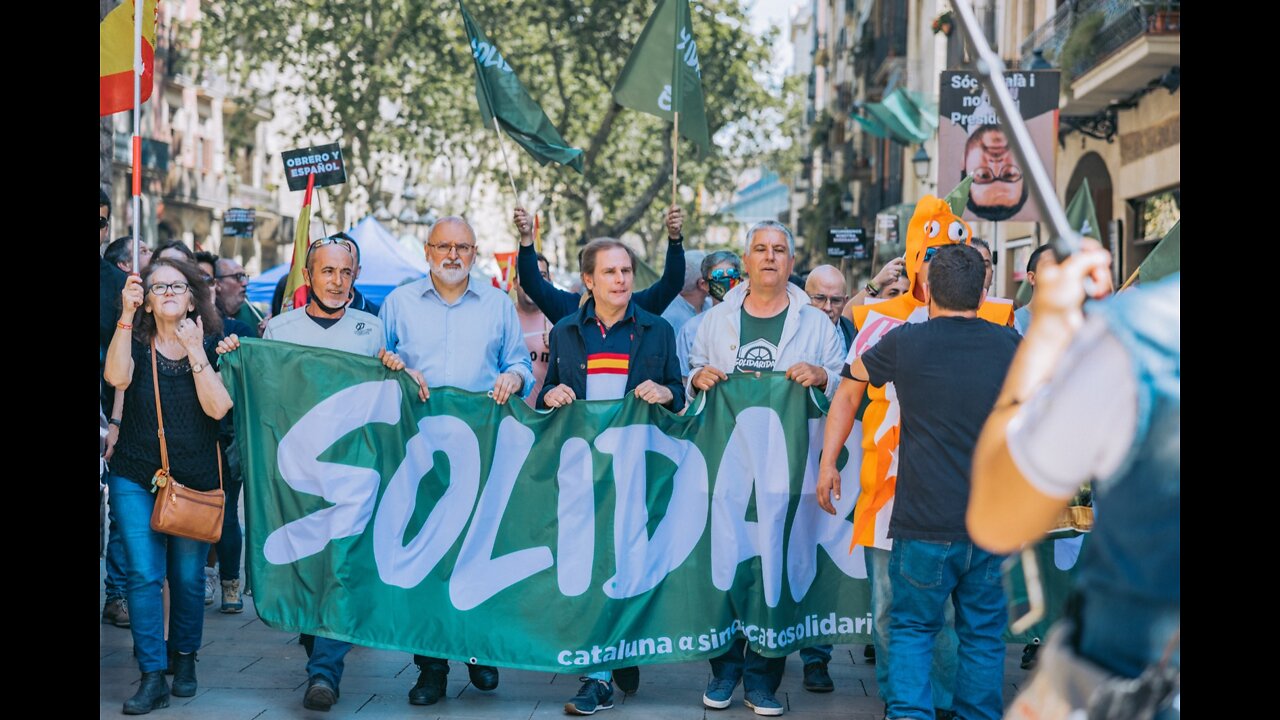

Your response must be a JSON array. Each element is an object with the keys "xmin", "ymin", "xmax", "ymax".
[{"xmin": 204, "ymin": 566, "xmax": 218, "ymax": 606}]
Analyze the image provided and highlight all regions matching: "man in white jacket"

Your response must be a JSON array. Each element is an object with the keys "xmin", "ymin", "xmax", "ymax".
[{"xmin": 686, "ymin": 220, "xmax": 844, "ymax": 717}]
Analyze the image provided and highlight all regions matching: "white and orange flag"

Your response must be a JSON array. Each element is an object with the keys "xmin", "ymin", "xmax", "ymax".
[
  {"xmin": 281, "ymin": 174, "xmax": 316, "ymax": 313},
  {"xmin": 100, "ymin": 0, "xmax": 158, "ymax": 116}
]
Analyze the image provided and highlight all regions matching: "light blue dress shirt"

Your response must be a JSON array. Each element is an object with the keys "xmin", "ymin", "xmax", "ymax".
[{"xmin": 379, "ymin": 274, "xmax": 534, "ymax": 398}]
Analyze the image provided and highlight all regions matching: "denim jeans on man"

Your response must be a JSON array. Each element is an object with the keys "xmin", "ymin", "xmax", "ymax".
[
  {"xmin": 304, "ymin": 634, "xmax": 354, "ymax": 688},
  {"xmin": 709, "ymin": 639, "xmax": 785, "ymax": 693},
  {"xmin": 886, "ymin": 539, "xmax": 1005, "ymax": 720},
  {"xmin": 107, "ymin": 473, "xmax": 208, "ymax": 672},
  {"xmin": 104, "ymin": 508, "xmax": 128, "ymax": 600},
  {"xmin": 866, "ymin": 546, "xmax": 957, "ymax": 709},
  {"xmin": 215, "ymin": 475, "xmax": 242, "ymax": 581}
]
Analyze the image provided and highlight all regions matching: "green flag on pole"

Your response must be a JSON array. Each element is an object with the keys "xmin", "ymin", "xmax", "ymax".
[
  {"xmin": 1065, "ymin": 179, "xmax": 1101, "ymax": 238},
  {"xmin": 612, "ymin": 0, "xmax": 711, "ymax": 154},
  {"xmin": 1136, "ymin": 219, "xmax": 1180, "ymax": 284},
  {"xmin": 460, "ymin": 1, "xmax": 583, "ymax": 173},
  {"xmin": 944, "ymin": 176, "xmax": 974, "ymax": 216}
]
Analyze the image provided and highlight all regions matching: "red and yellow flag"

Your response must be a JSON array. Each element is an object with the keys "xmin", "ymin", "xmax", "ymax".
[
  {"xmin": 281, "ymin": 174, "xmax": 316, "ymax": 313},
  {"xmin": 100, "ymin": 0, "xmax": 159, "ymax": 117}
]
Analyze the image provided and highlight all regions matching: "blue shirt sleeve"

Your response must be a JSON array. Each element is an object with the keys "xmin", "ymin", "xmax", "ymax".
[
  {"xmin": 517, "ymin": 244, "xmax": 577, "ymax": 323},
  {"xmin": 634, "ymin": 241, "xmax": 685, "ymax": 315},
  {"xmin": 379, "ymin": 298, "xmax": 399, "ymax": 354},
  {"xmin": 497, "ymin": 299, "xmax": 536, "ymax": 398}
]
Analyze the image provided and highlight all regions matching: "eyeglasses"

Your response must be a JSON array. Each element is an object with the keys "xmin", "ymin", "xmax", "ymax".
[
  {"xmin": 809, "ymin": 293, "xmax": 848, "ymax": 308},
  {"xmin": 99, "ymin": 217, "xmax": 109, "ymax": 230},
  {"xmin": 970, "ymin": 166, "xmax": 1023, "ymax": 185},
  {"xmin": 215, "ymin": 272, "xmax": 249, "ymax": 283},
  {"xmin": 428, "ymin": 243, "xmax": 476, "ymax": 256},
  {"xmin": 148, "ymin": 282, "xmax": 190, "ymax": 295},
  {"xmin": 199, "ymin": 274, "xmax": 216, "ymax": 286}
]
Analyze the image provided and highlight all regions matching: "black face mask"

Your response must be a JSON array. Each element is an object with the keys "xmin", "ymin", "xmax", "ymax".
[{"xmin": 308, "ymin": 287, "xmax": 350, "ymax": 315}]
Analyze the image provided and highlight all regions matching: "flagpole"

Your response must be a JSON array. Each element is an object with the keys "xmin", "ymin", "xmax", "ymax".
[
  {"xmin": 492, "ymin": 121, "xmax": 522, "ymax": 206},
  {"xmin": 671, "ymin": 112, "xmax": 679, "ymax": 209},
  {"xmin": 131, "ymin": 0, "xmax": 144, "ymax": 273}
]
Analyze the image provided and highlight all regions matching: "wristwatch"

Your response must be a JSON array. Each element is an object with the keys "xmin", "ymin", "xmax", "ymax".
[
  {"xmin": 190, "ymin": 360, "xmax": 209, "ymax": 374},
  {"xmin": 108, "ymin": 417, "xmax": 122, "ymax": 427}
]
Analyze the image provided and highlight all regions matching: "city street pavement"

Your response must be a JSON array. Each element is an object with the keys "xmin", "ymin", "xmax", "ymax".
[{"xmin": 101, "ymin": 578, "xmax": 1031, "ymax": 719}]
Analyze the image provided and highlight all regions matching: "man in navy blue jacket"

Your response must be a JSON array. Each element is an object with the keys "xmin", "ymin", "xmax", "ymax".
[{"xmin": 514, "ymin": 206, "xmax": 687, "ymax": 323}]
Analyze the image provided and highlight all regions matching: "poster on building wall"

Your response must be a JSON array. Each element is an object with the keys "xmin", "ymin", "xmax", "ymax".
[
  {"xmin": 223, "ymin": 208, "xmax": 256, "ymax": 239},
  {"xmin": 282, "ymin": 143, "xmax": 348, "ymax": 192},
  {"xmin": 938, "ymin": 71, "xmax": 1059, "ymax": 223}
]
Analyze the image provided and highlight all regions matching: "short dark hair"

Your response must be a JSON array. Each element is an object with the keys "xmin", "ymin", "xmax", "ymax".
[
  {"xmin": 927, "ymin": 244, "xmax": 986, "ymax": 311},
  {"xmin": 1027, "ymin": 245, "xmax": 1052, "ymax": 274},
  {"xmin": 155, "ymin": 240, "xmax": 196, "ymax": 263},
  {"xmin": 969, "ymin": 237, "xmax": 990, "ymax": 254},
  {"xmin": 580, "ymin": 238, "xmax": 636, "ymax": 277},
  {"xmin": 194, "ymin": 251, "xmax": 219, "ymax": 269},
  {"xmin": 100, "ymin": 188, "xmax": 110, "ymax": 218},
  {"xmin": 103, "ymin": 237, "xmax": 135, "ymax": 267}
]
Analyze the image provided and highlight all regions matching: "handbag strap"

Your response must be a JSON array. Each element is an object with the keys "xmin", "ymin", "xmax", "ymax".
[{"xmin": 151, "ymin": 339, "xmax": 169, "ymax": 474}]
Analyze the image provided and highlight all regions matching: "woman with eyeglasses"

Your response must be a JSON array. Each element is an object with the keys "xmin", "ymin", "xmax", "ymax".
[{"xmin": 103, "ymin": 258, "xmax": 234, "ymax": 714}]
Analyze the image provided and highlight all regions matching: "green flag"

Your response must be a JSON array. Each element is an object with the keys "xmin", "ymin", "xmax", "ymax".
[
  {"xmin": 1065, "ymin": 178, "xmax": 1101, "ymax": 238},
  {"xmin": 460, "ymin": 1, "xmax": 583, "ymax": 173},
  {"xmin": 1137, "ymin": 219, "xmax": 1180, "ymax": 284},
  {"xmin": 944, "ymin": 176, "xmax": 974, "ymax": 216},
  {"xmin": 612, "ymin": 0, "xmax": 711, "ymax": 154}
]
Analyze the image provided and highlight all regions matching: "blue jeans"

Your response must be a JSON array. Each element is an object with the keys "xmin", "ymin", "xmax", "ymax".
[
  {"xmin": 709, "ymin": 639, "xmax": 785, "ymax": 694},
  {"xmin": 887, "ymin": 540, "xmax": 1006, "ymax": 720},
  {"xmin": 107, "ymin": 473, "xmax": 209, "ymax": 672},
  {"xmin": 215, "ymin": 476, "xmax": 242, "ymax": 581},
  {"xmin": 103, "ymin": 504, "xmax": 127, "ymax": 601},
  {"xmin": 798, "ymin": 645, "xmax": 833, "ymax": 665},
  {"xmin": 304, "ymin": 634, "xmax": 353, "ymax": 687},
  {"xmin": 867, "ymin": 546, "xmax": 957, "ymax": 710}
]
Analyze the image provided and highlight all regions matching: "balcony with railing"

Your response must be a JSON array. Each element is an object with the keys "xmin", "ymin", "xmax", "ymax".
[{"xmin": 1021, "ymin": 0, "xmax": 1179, "ymax": 114}]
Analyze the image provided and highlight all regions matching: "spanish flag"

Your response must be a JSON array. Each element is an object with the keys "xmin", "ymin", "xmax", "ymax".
[
  {"xmin": 282, "ymin": 174, "xmax": 316, "ymax": 313},
  {"xmin": 100, "ymin": 0, "xmax": 158, "ymax": 117}
]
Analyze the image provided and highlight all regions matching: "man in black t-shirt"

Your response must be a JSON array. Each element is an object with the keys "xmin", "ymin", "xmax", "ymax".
[{"xmin": 818, "ymin": 244, "xmax": 1020, "ymax": 720}]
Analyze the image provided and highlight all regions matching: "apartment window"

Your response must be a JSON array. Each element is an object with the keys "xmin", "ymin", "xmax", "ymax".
[{"xmin": 1131, "ymin": 187, "xmax": 1180, "ymax": 244}]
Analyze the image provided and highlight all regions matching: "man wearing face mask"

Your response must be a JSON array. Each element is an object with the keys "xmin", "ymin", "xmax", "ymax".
[{"xmin": 675, "ymin": 250, "xmax": 741, "ymax": 384}]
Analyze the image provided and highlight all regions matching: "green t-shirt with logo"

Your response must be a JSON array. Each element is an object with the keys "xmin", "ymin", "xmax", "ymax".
[{"xmin": 735, "ymin": 305, "xmax": 787, "ymax": 373}]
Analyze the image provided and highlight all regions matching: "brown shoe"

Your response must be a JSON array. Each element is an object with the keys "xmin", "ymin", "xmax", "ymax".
[{"xmin": 102, "ymin": 597, "xmax": 131, "ymax": 628}]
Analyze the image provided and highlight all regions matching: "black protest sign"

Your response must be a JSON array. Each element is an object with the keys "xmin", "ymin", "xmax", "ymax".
[
  {"xmin": 827, "ymin": 228, "xmax": 868, "ymax": 259},
  {"xmin": 282, "ymin": 143, "xmax": 347, "ymax": 191},
  {"xmin": 223, "ymin": 208, "xmax": 256, "ymax": 238}
]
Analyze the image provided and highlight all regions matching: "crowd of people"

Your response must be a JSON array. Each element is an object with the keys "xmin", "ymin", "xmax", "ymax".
[{"xmin": 100, "ymin": 185, "xmax": 1178, "ymax": 719}]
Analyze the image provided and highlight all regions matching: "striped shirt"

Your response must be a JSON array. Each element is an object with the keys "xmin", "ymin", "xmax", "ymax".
[{"xmin": 582, "ymin": 303, "xmax": 635, "ymax": 400}]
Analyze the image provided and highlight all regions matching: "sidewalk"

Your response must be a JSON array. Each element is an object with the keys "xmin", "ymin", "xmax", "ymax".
[{"xmin": 100, "ymin": 587, "xmax": 1031, "ymax": 719}]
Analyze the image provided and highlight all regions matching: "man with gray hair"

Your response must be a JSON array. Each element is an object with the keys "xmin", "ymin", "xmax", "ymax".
[
  {"xmin": 661, "ymin": 249, "xmax": 710, "ymax": 335},
  {"xmin": 379, "ymin": 215, "xmax": 535, "ymax": 707},
  {"xmin": 687, "ymin": 220, "xmax": 844, "ymax": 716}
]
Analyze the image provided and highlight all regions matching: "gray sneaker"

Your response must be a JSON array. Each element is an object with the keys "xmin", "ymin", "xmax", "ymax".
[
  {"xmin": 204, "ymin": 566, "xmax": 218, "ymax": 606},
  {"xmin": 220, "ymin": 578, "xmax": 244, "ymax": 613}
]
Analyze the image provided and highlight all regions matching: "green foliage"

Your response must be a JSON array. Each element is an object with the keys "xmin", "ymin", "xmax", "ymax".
[{"xmin": 199, "ymin": 0, "xmax": 779, "ymax": 260}]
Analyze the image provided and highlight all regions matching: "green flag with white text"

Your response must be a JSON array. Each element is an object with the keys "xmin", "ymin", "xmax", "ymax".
[
  {"xmin": 220, "ymin": 340, "xmax": 1070, "ymax": 670},
  {"xmin": 461, "ymin": 0, "xmax": 583, "ymax": 173},
  {"xmin": 612, "ymin": 0, "xmax": 711, "ymax": 154}
]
